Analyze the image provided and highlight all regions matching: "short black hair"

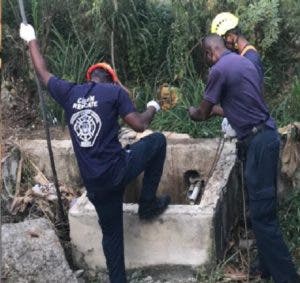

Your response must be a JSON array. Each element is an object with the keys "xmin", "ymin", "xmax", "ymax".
[
  {"xmin": 225, "ymin": 26, "xmax": 242, "ymax": 37},
  {"xmin": 91, "ymin": 68, "xmax": 114, "ymax": 83},
  {"xmin": 202, "ymin": 34, "xmax": 226, "ymax": 50}
]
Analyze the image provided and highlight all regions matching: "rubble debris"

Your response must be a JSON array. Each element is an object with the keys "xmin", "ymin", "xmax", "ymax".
[{"xmin": 2, "ymin": 145, "xmax": 80, "ymax": 219}]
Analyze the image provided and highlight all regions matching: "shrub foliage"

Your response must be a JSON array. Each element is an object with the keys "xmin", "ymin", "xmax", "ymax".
[{"xmin": 3, "ymin": 0, "xmax": 300, "ymax": 136}]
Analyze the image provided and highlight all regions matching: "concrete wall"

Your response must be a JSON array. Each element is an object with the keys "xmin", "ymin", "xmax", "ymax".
[
  {"xmin": 19, "ymin": 134, "xmax": 239, "ymax": 276},
  {"xmin": 18, "ymin": 139, "xmax": 83, "ymax": 188},
  {"xmin": 19, "ymin": 136, "xmax": 223, "ymax": 204},
  {"xmin": 70, "ymin": 197, "xmax": 213, "ymax": 269}
]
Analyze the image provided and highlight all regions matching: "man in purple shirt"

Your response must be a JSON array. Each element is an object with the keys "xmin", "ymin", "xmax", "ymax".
[
  {"xmin": 20, "ymin": 23, "xmax": 170, "ymax": 283},
  {"xmin": 188, "ymin": 34, "xmax": 299, "ymax": 283}
]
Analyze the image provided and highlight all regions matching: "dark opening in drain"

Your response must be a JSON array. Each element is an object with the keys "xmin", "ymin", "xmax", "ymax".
[{"xmin": 183, "ymin": 170, "xmax": 205, "ymax": 205}]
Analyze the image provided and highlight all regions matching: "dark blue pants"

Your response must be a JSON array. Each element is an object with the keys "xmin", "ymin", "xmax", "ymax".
[
  {"xmin": 245, "ymin": 128, "xmax": 299, "ymax": 283},
  {"xmin": 87, "ymin": 132, "xmax": 166, "ymax": 283}
]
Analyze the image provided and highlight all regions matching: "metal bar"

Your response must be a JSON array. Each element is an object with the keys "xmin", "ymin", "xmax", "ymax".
[
  {"xmin": 18, "ymin": 0, "xmax": 27, "ymax": 24},
  {"xmin": 17, "ymin": 0, "xmax": 66, "ymax": 223}
]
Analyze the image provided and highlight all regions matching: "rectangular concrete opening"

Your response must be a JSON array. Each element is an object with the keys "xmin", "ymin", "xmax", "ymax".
[{"xmin": 124, "ymin": 139, "xmax": 221, "ymax": 205}]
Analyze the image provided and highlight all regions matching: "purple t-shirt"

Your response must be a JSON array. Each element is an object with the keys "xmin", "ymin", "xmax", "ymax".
[
  {"xmin": 47, "ymin": 77, "xmax": 136, "ymax": 187},
  {"xmin": 204, "ymin": 51, "xmax": 275, "ymax": 139}
]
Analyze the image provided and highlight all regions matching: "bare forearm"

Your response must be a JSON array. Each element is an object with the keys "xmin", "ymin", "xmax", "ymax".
[
  {"xmin": 188, "ymin": 100, "xmax": 214, "ymax": 121},
  {"xmin": 123, "ymin": 107, "xmax": 156, "ymax": 132},
  {"xmin": 210, "ymin": 105, "xmax": 224, "ymax": 117},
  {"xmin": 28, "ymin": 40, "xmax": 52, "ymax": 86},
  {"xmin": 134, "ymin": 108, "xmax": 156, "ymax": 131},
  {"xmin": 189, "ymin": 107, "xmax": 206, "ymax": 121}
]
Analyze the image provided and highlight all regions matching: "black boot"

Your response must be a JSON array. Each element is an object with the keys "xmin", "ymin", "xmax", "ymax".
[{"xmin": 138, "ymin": 195, "xmax": 171, "ymax": 220}]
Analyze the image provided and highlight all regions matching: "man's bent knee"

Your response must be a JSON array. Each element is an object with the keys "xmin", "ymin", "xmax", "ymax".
[{"xmin": 149, "ymin": 132, "xmax": 166, "ymax": 148}]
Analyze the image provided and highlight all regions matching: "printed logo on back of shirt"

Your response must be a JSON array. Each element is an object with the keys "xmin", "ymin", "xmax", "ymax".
[
  {"xmin": 70, "ymin": 109, "xmax": 101, "ymax": 147},
  {"xmin": 72, "ymin": 96, "xmax": 98, "ymax": 110}
]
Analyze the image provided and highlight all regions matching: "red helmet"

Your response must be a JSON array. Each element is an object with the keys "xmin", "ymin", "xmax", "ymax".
[{"xmin": 86, "ymin": 62, "xmax": 119, "ymax": 83}]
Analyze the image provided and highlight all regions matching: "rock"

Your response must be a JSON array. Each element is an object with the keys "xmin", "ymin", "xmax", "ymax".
[{"xmin": 2, "ymin": 218, "xmax": 78, "ymax": 283}]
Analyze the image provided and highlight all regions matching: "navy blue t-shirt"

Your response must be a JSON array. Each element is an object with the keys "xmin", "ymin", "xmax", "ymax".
[
  {"xmin": 243, "ymin": 49, "xmax": 264, "ymax": 87},
  {"xmin": 47, "ymin": 77, "xmax": 136, "ymax": 187},
  {"xmin": 204, "ymin": 51, "xmax": 275, "ymax": 139}
]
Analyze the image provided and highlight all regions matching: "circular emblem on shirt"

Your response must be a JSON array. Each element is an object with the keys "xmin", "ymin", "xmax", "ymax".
[{"xmin": 70, "ymin": 109, "xmax": 101, "ymax": 147}]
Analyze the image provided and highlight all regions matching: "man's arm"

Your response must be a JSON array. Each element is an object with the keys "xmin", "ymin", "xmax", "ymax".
[
  {"xmin": 20, "ymin": 23, "xmax": 52, "ymax": 86},
  {"xmin": 123, "ymin": 107, "xmax": 156, "ymax": 132},
  {"xmin": 28, "ymin": 40, "xmax": 52, "ymax": 86},
  {"xmin": 188, "ymin": 100, "xmax": 214, "ymax": 121},
  {"xmin": 210, "ymin": 105, "xmax": 224, "ymax": 117}
]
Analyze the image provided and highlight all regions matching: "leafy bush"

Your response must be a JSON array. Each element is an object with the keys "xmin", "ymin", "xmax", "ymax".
[
  {"xmin": 3, "ymin": 0, "xmax": 299, "ymax": 136},
  {"xmin": 279, "ymin": 187, "xmax": 300, "ymax": 264},
  {"xmin": 272, "ymin": 78, "xmax": 300, "ymax": 126},
  {"xmin": 238, "ymin": 0, "xmax": 281, "ymax": 56}
]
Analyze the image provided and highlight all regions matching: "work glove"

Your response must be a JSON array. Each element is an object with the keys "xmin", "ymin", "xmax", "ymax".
[
  {"xmin": 19, "ymin": 23, "xmax": 36, "ymax": 43},
  {"xmin": 147, "ymin": 100, "xmax": 161, "ymax": 112},
  {"xmin": 221, "ymin": 118, "xmax": 236, "ymax": 138}
]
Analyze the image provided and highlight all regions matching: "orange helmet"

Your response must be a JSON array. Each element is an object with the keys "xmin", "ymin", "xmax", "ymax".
[{"xmin": 86, "ymin": 62, "xmax": 119, "ymax": 83}]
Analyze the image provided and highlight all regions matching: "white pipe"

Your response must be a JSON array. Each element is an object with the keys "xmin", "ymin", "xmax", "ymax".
[{"xmin": 188, "ymin": 182, "xmax": 201, "ymax": 205}]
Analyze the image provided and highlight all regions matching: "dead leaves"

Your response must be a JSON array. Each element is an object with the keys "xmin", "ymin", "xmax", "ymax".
[
  {"xmin": 281, "ymin": 123, "xmax": 300, "ymax": 180},
  {"xmin": 2, "ymin": 145, "xmax": 79, "ymax": 220}
]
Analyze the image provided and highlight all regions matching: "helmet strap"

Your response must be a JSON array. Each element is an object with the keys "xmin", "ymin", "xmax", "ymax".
[{"xmin": 234, "ymin": 35, "xmax": 239, "ymax": 50}]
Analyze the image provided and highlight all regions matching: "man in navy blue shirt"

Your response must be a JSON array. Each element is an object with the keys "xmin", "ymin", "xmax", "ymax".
[
  {"xmin": 20, "ymin": 23, "xmax": 170, "ymax": 283},
  {"xmin": 188, "ymin": 34, "xmax": 300, "ymax": 283}
]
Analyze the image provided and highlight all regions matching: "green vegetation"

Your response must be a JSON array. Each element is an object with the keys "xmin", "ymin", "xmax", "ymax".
[
  {"xmin": 280, "ymin": 188, "xmax": 300, "ymax": 266},
  {"xmin": 3, "ymin": 0, "xmax": 300, "ymax": 136}
]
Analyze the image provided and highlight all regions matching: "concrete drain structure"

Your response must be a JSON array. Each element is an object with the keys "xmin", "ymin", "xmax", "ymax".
[{"xmin": 19, "ymin": 133, "xmax": 239, "ymax": 276}]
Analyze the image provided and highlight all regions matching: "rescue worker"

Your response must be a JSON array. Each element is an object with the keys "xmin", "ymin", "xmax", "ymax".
[
  {"xmin": 19, "ymin": 23, "xmax": 170, "ymax": 283},
  {"xmin": 211, "ymin": 12, "xmax": 273, "ymax": 276},
  {"xmin": 188, "ymin": 34, "xmax": 300, "ymax": 283},
  {"xmin": 211, "ymin": 12, "xmax": 263, "ymax": 86}
]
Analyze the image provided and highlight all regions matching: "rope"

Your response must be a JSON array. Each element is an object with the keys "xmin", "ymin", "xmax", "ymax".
[{"xmin": 205, "ymin": 136, "xmax": 225, "ymax": 186}]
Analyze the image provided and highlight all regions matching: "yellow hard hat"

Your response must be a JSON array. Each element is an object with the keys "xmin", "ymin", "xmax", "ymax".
[{"xmin": 211, "ymin": 12, "xmax": 239, "ymax": 36}]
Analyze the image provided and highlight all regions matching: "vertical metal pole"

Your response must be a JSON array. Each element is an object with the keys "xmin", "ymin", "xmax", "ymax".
[{"xmin": 17, "ymin": 0, "xmax": 67, "ymax": 224}]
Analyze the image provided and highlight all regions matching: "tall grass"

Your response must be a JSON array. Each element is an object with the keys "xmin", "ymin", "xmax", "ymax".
[
  {"xmin": 4, "ymin": 0, "xmax": 299, "ymax": 135},
  {"xmin": 279, "ymin": 188, "xmax": 300, "ymax": 266},
  {"xmin": 271, "ymin": 78, "xmax": 300, "ymax": 126},
  {"xmin": 136, "ymin": 77, "xmax": 222, "ymax": 138}
]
